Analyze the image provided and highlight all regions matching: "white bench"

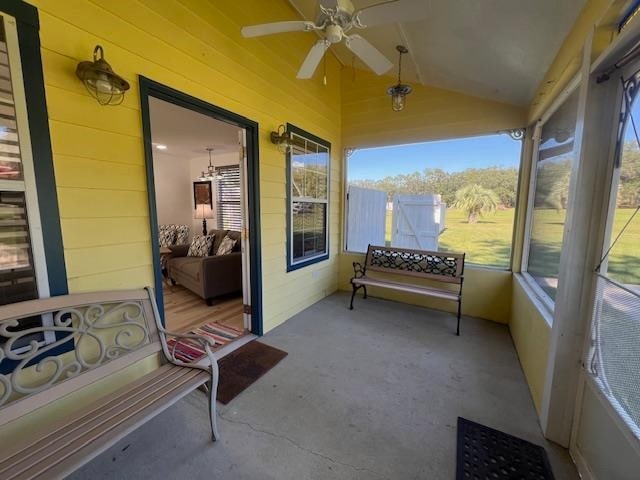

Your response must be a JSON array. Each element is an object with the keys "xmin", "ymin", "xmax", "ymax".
[
  {"xmin": 350, "ymin": 245, "xmax": 465, "ymax": 335},
  {"xmin": 0, "ymin": 287, "xmax": 219, "ymax": 480}
]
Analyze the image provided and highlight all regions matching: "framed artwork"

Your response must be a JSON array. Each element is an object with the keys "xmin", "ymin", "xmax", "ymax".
[{"xmin": 193, "ymin": 181, "xmax": 212, "ymax": 207}]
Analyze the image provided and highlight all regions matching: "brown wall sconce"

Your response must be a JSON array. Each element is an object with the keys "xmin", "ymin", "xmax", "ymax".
[
  {"xmin": 76, "ymin": 45, "xmax": 130, "ymax": 106},
  {"xmin": 270, "ymin": 124, "xmax": 292, "ymax": 153}
]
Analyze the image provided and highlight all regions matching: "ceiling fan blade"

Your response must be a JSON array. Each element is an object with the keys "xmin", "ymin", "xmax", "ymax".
[
  {"xmin": 297, "ymin": 40, "xmax": 330, "ymax": 79},
  {"xmin": 355, "ymin": 0, "xmax": 430, "ymax": 27},
  {"xmin": 345, "ymin": 35, "xmax": 393, "ymax": 75},
  {"xmin": 241, "ymin": 21, "xmax": 316, "ymax": 38}
]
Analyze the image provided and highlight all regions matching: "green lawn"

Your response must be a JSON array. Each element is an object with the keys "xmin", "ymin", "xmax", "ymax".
[{"xmin": 384, "ymin": 207, "xmax": 640, "ymax": 283}]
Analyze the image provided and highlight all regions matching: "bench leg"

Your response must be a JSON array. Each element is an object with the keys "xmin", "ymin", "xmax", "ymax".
[
  {"xmin": 349, "ymin": 284, "xmax": 358, "ymax": 310},
  {"xmin": 456, "ymin": 300, "xmax": 461, "ymax": 336},
  {"xmin": 363, "ymin": 285, "xmax": 368, "ymax": 299},
  {"xmin": 208, "ymin": 361, "xmax": 220, "ymax": 441}
]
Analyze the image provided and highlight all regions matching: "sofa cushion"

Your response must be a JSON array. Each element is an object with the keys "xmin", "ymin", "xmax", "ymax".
[
  {"xmin": 216, "ymin": 235, "xmax": 237, "ymax": 255},
  {"xmin": 187, "ymin": 234, "xmax": 214, "ymax": 257},
  {"xmin": 208, "ymin": 229, "xmax": 228, "ymax": 255},
  {"xmin": 159, "ymin": 228, "xmax": 175, "ymax": 247},
  {"xmin": 169, "ymin": 256, "xmax": 202, "ymax": 282}
]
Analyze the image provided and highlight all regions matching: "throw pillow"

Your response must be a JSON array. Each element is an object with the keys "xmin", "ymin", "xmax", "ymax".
[
  {"xmin": 175, "ymin": 225, "xmax": 190, "ymax": 245},
  {"xmin": 187, "ymin": 234, "xmax": 214, "ymax": 257},
  {"xmin": 159, "ymin": 228, "xmax": 175, "ymax": 247},
  {"xmin": 216, "ymin": 235, "xmax": 237, "ymax": 255}
]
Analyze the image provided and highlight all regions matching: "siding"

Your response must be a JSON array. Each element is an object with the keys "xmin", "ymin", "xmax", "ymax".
[
  {"xmin": 30, "ymin": 0, "xmax": 343, "ymax": 332},
  {"xmin": 342, "ymin": 68, "xmax": 527, "ymax": 149}
]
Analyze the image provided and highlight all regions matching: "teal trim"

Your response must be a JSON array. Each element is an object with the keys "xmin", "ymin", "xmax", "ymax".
[
  {"xmin": 138, "ymin": 77, "xmax": 263, "ymax": 335},
  {"xmin": 4, "ymin": 0, "xmax": 68, "ymax": 296}
]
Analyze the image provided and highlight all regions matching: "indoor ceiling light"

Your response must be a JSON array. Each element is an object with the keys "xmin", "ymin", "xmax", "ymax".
[
  {"xmin": 387, "ymin": 45, "xmax": 412, "ymax": 112},
  {"xmin": 199, "ymin": 147, "xmax": 222, "ymax": 181},
  {"xmin": 75, "ymin": 45, "xmax": 130, "ymax": 106},
  {"xmin": 155, "ymin": 144, "xmax": 168, "ymax": 150},
  {"xmin": 270, "ymin": 124, "xmax": 292, "ymax": 153}
]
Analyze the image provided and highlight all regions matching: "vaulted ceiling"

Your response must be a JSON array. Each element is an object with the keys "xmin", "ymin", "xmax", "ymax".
[{"xmin": 287, "ymin": 0, "xmax": 587, "ymax": 105}]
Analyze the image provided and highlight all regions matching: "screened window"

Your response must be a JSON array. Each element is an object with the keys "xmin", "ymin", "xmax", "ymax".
[
  {"xmin": 588, "ymin": 69, "xmax": 640, "ymax": 439},
  {"xmin": 525, "ymin": 85, "xmax": 580, "ymax": 301},
  {"xmin": 216, "ymin": 164, "xmax": 242, "ymax": 231},
  {"xmin": 345, "ymin": 134, "xmax": 522, "ymax": 268},
  {"xmin": 287, "ymin": 125, "xmax": 330, "ymax": 271}
]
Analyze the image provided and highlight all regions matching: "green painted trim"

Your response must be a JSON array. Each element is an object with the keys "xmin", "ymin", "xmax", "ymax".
[
  {"xmin": 0, "ymin": 0, "xmax": 38, "ymax": 29},
  {"xmin": 138, "ymin": 77, "xmax": 263, "ymax": 335},
  {"xmin": 6, "ymin": 2, "xmax": 68, "ymax": 296},
  {"xmin": 285, "ymin": 123, "xmax": 331, "ymax": 272}
]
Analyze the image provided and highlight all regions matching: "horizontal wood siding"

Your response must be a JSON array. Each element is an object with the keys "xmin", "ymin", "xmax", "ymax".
[
  {"xmin": 29, "ymin": 0, "xmax": 343, "ymax": 331},
  {"xmin": 342, "ymin": 69, "xmax": 527, "ymax": 149}
]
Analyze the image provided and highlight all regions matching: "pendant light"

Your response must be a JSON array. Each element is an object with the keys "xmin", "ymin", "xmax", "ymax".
[
  {"xmin": 75, "ymin": 45, "xmax": 130, "ymax": 106},
  {"xmin": 199, "ymin": 147, "xmax": 222, "ymax": 181},
  {"xmin": 386, "ymin": 45, "xmax": 412, "ymax": 112}
]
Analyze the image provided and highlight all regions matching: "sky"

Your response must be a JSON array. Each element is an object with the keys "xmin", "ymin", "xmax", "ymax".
[{"xmin": 348, "ymin": 134, "xmax": 522, "ymax": 181}]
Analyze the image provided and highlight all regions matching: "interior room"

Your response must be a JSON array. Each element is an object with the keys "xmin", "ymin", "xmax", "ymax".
[
  {"xmin": 149, "ymin": 97, "xmax": 248, "ymax": 341},
  {"xmin": 0, "ymin": 1, "xmax": 640, "ymax": 479}
]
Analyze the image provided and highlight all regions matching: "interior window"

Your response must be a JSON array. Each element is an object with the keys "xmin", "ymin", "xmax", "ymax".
[
  {"xmin": 216, "ymin": 165, "xmax": 242, "ymax": 231},
  {"xmin": 525, "ymin": 86, "xmax": 580, "ymax": 301},
  {"xmin": 287, "ymin": 126, "xmax": 330, "ymax": 271}
]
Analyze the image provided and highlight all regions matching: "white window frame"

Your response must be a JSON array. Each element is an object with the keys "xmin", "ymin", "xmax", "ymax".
[
  {"xmin": 520, "ymin": 73, "xmax": 582, "ymax": 317},
  {"xmin": 1, "ymin": 12, "xmax": 53, "ymax": 347},
  {"xmin": 286, "ymin": 127, "xmax": 330, "ymax": 271}
]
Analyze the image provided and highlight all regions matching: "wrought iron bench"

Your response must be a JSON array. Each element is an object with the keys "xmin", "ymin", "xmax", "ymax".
[
  {"xmin": 350, "ymin": 245, "xmax": 465, "ymax": 335},
  {"xmin": 0, "ymin": 287, "xmax": 218, "ymax": 480}
]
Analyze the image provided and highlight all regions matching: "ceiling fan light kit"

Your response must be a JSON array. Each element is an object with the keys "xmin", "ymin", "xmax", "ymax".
[
  {"xmin": 387, "ymin": 45, "xmax": 412, "ymax": 112},
  {"xmin": 199, "ymin": 147, "xmax": 222, "ymax": 181},
  {"xmin": 241, "ymin": 0, "xmax": 397, "ymax": 80}
]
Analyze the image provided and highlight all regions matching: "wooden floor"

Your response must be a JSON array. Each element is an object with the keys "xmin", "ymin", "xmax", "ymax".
[{"xmin": 163, "ymin": 284, "xmax": 245, "ymax": 333}]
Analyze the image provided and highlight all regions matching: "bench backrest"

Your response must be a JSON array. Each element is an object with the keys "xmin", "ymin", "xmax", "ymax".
[
  {"xmin": 365, "ymin": 245, "xmax": 465, "ymax": 284},
  {"xmin": 0, "ymin": 288, "xmax": 162, "ymax": 426}
]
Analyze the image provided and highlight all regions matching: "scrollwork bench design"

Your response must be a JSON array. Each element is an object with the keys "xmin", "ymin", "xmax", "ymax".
[
  {"xmin": 350, "ymin": 245, "xmax": 465, "ymax": 335},
  {"xmin": 0, "ymin": 287, "xmax": 219, "ymax": 480}
]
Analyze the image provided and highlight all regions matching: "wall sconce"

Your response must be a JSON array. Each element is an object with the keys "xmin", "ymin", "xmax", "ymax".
[
  {"xmin": 270, "ymin": 124, "xmax": 292, "ymax": 153},
  {"xmin": 387, "ymin": 45, "xmax": 412, "ymax": 112},
  {"xmin": 76, "ymin": 45, "xmax": 130, "ymax": 106}
]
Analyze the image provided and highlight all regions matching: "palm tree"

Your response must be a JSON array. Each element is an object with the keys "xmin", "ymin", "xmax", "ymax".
[{"xmin": 453, "ymin": 184, "xmax": 500, "ymax": 223}]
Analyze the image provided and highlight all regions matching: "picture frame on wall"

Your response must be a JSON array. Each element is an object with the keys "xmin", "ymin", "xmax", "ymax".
[{"xmin": 193, "ymin": 181, "xmax": 212, "ymax": 207}]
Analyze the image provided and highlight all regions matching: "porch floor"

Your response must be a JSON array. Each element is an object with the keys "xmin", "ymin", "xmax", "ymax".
[{"xmin": 70, "ymin": 293, "xmax": 577, "ymax": 479}]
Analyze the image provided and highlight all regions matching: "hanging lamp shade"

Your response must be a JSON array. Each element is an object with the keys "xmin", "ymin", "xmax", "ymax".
[
  {"xmin": 76, "ymin": 45, "xmax": 130, "ymax": 106},
  {"xmin": 386, "ymin": 45, "xmax": 412, "ymax": 112}
]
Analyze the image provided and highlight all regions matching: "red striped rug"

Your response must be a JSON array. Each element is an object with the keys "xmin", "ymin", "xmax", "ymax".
[{"xmin": 167, "ymin": 322, "xmax": 244, "ymax": 363}]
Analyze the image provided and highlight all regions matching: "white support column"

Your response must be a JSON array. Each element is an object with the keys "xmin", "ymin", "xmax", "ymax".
[{"xmin": 540, "ymin": 31, "xmax": 621, "ymax": 446}]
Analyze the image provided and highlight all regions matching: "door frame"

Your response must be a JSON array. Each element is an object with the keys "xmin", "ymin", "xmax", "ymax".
[{"xmin": 138, "ymin": 76, "xmax": 263, "ymax": 335}]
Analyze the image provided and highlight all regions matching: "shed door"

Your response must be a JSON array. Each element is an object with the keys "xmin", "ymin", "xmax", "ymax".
[
  {"xmin": 346, "ymin": 186, "xmax": 387, "ymax": 252},
  {"xmin": 391, "ymin": 194, "xmax": 442, "ymax": 250}
]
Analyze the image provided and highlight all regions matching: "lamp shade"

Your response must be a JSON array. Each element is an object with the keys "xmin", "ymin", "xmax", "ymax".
[{"xmin": 194, "ymin": 203, "xmax": 214, "ymax": 220}]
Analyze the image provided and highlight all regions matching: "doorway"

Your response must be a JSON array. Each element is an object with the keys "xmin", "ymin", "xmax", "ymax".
[{"xmin": 139, "ymin": 77, "xmax": 262, "ymax": 337}]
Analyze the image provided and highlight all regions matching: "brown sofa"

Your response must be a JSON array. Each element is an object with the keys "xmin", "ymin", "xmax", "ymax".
[{"xmin": 166, "ymin": 229, "xmax": 242, "ymax": 305}]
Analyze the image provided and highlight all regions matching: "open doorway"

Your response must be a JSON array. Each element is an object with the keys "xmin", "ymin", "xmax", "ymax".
[{"xmin": 139, "ymin": 78, "xmax": 263, "ymax": 345}]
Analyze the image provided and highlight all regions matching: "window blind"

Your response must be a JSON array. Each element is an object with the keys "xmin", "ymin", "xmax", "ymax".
[{"xmin": 216, "ymin": 165, "xmax": 242, "ymax": 231}]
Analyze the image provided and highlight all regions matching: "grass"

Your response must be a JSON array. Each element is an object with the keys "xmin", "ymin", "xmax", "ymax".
[{"xmin": 384, "ymin": 207, "xmax": 640, "ymax": 283}]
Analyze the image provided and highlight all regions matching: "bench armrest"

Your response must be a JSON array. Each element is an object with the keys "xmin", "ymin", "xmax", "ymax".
[
  {"xmin": 352, "ymin": 262, "xmax": 366, "ymax": 279},
  {"xmin": 156, "ymin": 325, "xmax": 218, "ymax": 372}
]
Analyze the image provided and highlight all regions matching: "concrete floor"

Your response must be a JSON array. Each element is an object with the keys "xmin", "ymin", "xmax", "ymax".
[{"xmin": 70, "ymin": 293, "xmax": 577, "ymax": 479}]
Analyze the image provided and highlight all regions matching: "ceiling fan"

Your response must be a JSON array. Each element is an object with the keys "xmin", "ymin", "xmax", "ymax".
[{"xmin": 241, "ymin": 0, "xmax": 403, "ymax": 79}]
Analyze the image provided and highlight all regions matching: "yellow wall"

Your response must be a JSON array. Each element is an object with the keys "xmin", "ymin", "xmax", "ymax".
[
  {"xmin": 509, "ymin": 277, "xmax": 551, "ymax": 415},
  {"xmin": 339, "ymin": 254, "xmax": 512, "ymax": 324},
  {"xmin": 342, "ymin": 68, "xmax": 527, "ymax": 149},
  {"xmin": 30, "ymin": 0, "xmax": 343, "ymax": 333}
]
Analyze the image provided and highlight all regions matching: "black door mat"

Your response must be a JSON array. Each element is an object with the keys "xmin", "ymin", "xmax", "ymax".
[
  {"xmin": 217, "ymin": 340, "xmax": 287, "ymax": 404},
  {"xmin": 456, "ymin": 417, "xmax": 555, "ymax": 480}
]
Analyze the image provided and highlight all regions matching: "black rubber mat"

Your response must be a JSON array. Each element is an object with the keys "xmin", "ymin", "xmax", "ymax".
[{"xmin": 456, "ymin": 417, "xmax": 555, "ymax": 480}]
